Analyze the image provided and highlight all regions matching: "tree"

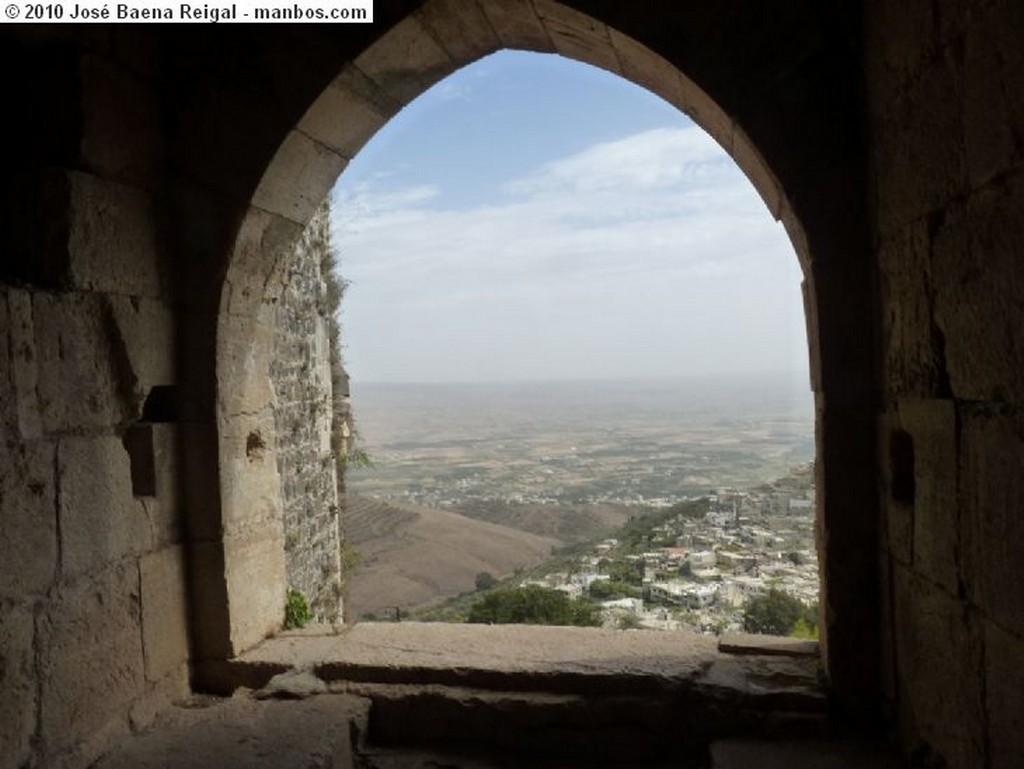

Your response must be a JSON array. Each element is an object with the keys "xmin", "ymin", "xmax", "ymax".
[
  {"xmin": 467, "ymin": 585, "xmax": 601, "ymax": 627},
  {"xmin": 742, "ymin": 588, "xmax": 817, "ymax": 636},
  {"xmin": 474, "ymin": 571, "xmax": 496, "ymax": 591}
]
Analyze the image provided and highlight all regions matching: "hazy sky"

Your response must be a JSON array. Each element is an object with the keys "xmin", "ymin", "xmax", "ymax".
[{"xmin": 329, "ymin": 50, "xmax": 808, "ymax": 385}]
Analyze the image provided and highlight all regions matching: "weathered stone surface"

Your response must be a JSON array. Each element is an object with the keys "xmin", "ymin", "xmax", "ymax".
[
  {"xmin": 960, "ymin": 408, "xmax": 1024, "ymax": 637},
  {"xmin": 298, "ymin": 74, "xmax": 389, "ymax": 159},
  {"xmin": 106, "ymin": 295, "xmax": 176, "ymax": 396},
  {"xmin": 878, "ymin": 220, "xmax": 945, "ymax": 397},
  {"xmin": 872, "ymin": 52, "xmax": 964, "ymax": 237},
  {"xmin": 67, "ymin": 172, "xmax": 163, "ymax": 298},
  {"xmin": 985, "ymin": 620, "xmax": 1024, "ymax": 769},
  {"xmin": 218, "ymin": 411, "xmax": 282, "ymax": 535},
  {"xmin": 271, "ymin": 203, "xmax": 342, "ymax": 624},
  {"xmin": 414, "ymin": 0, "xmax": 502, "ymax": 64},
  {"xmin": 93, "ymin": 694, "xmax": 367, "ymax": 769},
  {"xmin": 58, "ymin": 435, "xmax": 150, "ymax": 579},
  {"xmin": 6, "ymin": 288, "xmax": 43, "ymax": 439},
  {"xmin": 535, "ymin": 0, "xmax": 621, "ymax": 75},
  {"xmin": 932, "ymin": 179, "xmax": 1024, "ymax": 404},
  {"xmin": 891, "ymin": 566, "xmax": 984, "ymax": 769},
  {"xmin": 224, "ymin": 523, "xmax": 288, "ymax": 655},
  {"xmin": 355, "ymin": 15, "xmax": 455, "ymax": 106},
  {"xmin": 32, "ymin": 291, "xmax": 139, "ymax": 434},
  {"xmin": 0, "ymin": 601, "xmax": 36, "ymax": 769},
  {"xmin": 217, "ymin": 315, "xmax": 277, "ymax": 417},
  {"xmin": 222, "ymin": 207, "xmax": 304, "ymax": 319},
  {"xmin": 254, "ymin": 668, "xmax": 328, "ymax": 700},
  {"xmin": 477, "ymin": 0, "xmax": 554, "ymax": 53},
  {"xmin": 0, "ymin": 438, "xmax": 57, "ymax": 598},
  {"xmin": 902, "ymin": 399, "xmax": 958, "ymax": 592},
  {"xmin": 38, "ymin": 563, "xmax": 145, "ymax": 762},
  {"xmin": 251, "ymin": 131, "xmax": 347, "ymax": 225},
  {"xmin": 140, "ymin": 545, "xmax": 190, "ymax": 686}
]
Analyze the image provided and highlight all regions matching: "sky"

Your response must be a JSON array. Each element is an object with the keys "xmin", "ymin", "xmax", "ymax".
[{"xmin": 329, "ymin": 50, "xmax": 808, "ymax": 386}]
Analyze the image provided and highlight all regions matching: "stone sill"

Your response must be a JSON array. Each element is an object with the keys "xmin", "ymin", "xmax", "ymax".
[{"xmin": 197, "ymin": 622, "xmax": 824, "ymax": 709}]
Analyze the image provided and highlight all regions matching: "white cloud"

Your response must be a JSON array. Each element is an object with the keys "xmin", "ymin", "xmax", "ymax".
[{"xmin": 329, "ymin": 126, "xmax": 806, "ymax": 382}]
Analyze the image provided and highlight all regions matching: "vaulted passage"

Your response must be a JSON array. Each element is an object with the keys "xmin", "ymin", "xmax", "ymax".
[{"xmin": 2, "ymin": 3, "xmax": 1024, "ymax": 769}]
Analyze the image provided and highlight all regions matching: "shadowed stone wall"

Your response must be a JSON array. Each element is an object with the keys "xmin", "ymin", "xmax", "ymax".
[
  {"xmin": 865, "ymin": 2, "xmax": 1024, "ymax": 767},
  {"xmin": 270, "ymin": 200, "xmax": 343, "ymax": 624}
]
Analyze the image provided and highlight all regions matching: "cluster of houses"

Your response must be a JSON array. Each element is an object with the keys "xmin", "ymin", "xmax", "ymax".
[{"xmin": 520, "ymin": 464, "xmax": 819, "ymax": 634}]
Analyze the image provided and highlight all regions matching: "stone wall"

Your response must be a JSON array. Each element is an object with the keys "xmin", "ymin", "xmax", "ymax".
[
  {"xmin": 270, "ymin": 200, "xmax": 344, "ymax": 624},
  {"xmin": 865, "ymin": 2, "xmax": 1024, "ymax": 767},
  {"xmin": 0, "ymin": 39, "xmax": 190, "ymax": 769}
]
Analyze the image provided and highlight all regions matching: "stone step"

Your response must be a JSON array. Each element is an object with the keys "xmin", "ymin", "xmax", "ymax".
[
  {"xmin": 93, "ymin": 694, "xmax": 370, "ymax": 769},
  {"xmin": 710, "ymin": 739, "xmax": 902, "ymax": 769},
  {"xmin": 339, "ymin": 681, "xmax": 830, "ymax": 766}
]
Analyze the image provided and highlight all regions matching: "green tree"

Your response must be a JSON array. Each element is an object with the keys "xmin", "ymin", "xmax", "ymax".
[
  {"xmin": 742, "ymin": 588, "xmax": 817, "ymax": 636},
  {"xmin": 467, "ymin": 585, "xmax": 601, "ymax": 627},
  {"xmin": 474, "ymin": 571, "xmax": 496, "ymax": 591},
  {"xmin": 588, "ymin": 580, "xmax": 641, "ymax": 600}
]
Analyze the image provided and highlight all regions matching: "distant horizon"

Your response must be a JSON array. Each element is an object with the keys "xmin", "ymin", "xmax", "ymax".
[{"xmin": 348, "ymin": 369, "xmax": 813, "ymax": 389}]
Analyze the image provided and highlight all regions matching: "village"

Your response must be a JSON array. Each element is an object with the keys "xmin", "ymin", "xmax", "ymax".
[{"xmin": 516, "ymin": 463, "xmax": 818, "ymax": 635}]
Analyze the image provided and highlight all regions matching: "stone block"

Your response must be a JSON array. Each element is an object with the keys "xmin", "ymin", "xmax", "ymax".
[
  {"xmin": 535, "ymin": 0, "xmax": 621, "ymax": 75},
  {"xmin": 608, "ymin": 28, "xmax": 734, "ymax": 159},
  {"xmin": 901, "ymin": 399, "xmax": 958, "ymax": 592},
  {"xmin": 6, "ymin": 288, "xmax": 42, "ymax": 439},
  {"xmin": 355, "ymin": 14, "xmax": 455, "ymax": 106},
  {"xmin": 79, "ymin": 54, "xmax": 163, "ymax": 190},
  {"xmin": 140, "ymin": 546, "xmax": 190, "ymax": 685},
  {"xmin": 219, "ymin": 411, "xmax": 283, "ymax": 536},
  {"xmin": 58, "ymin": 435, "xmax": 150, "ymax": 579},
  {"xmin": 878, "ymin": 221, "xmax": 945, "ymax": 397},
  {"xmin": 0, "ymin": 439, "xmax": 58, "ymax": 598},
  {"xmin": 106, "ymin": 295, "xmax": 176, "ymax": 396},
  {"xmin": 146, "ymin": 424, "xmax": 182, "ymax": 547},
  {"xmin": 38, "ymin": 562, "xmax": 145, "ymax": 760},
  {"xmin": 67, "ymin": 172, "xmax": 164, "ymax": 298},
  {"xmin": 932, "ymin": 178, "xmax": 1024, "ymax": 403},
  {"xmin": 960, "ymin": 408, "xmax": 1024, "ymax": 637},
  {"xmin": 879, "ymin": 412, "xmax": 912, "ymax": 566},
  {"xmin": 223, "ymin": 208, "xmax": 304, "ymax": 319},
  {"xmin": 873, "ymin": 54, "xmax": 965, "ymax": 237},
  {"xmin": 985, "ymin": 620, "xmax": 1024, "ymax": 769},
  {"xmin": 0, "ymin": 601, "xmax": 36, "ymax": 769},
  {"xmin": 218, "ymin": 314, "xmax": 276, "ymax": 418},
  {"xmin": 32, "ymin": 291, "xmax": 138, "ymax": 434},
  {"xmin": 478, "ymin": 0, "xmax": 554, "ymax": 53},
  {"xmin": 415, "ymin": 0, "xmax": 502, "ymax": 65},
  {"xmin": 297, "ymin": 74, "xmax": 389, "ymax": 160},
  {"xmin": 251, "ymin": 131, "xmax": 347, "ymax": 226},
  {"xmin": 177, "ymin": 421, "xmax": 223, "ymax": 543},
  {"xmin": 224, "ymin": 523, "xmax": 287, "ymax": 655},
  {"xmin": 891, "ymin": 566, "xmax": 984, "ymax": 769}
]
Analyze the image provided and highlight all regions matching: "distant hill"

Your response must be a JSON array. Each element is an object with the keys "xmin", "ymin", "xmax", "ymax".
[
  {"xmin": 344, "ymin": 495, "xmax": 559, "ymax": 619},
  {"xmin": 450, "ymin": 500, "xmax": 636, "ymax": 544}
]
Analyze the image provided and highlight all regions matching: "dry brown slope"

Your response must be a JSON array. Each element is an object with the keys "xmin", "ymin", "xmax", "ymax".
[{"xmin": 345, "ymin": 497, "xmax": 559, "ymax": 619}]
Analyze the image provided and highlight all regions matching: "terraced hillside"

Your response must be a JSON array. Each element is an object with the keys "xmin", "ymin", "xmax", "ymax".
[{"xmin": 344, "ymin": 495, "xmax": 559, "ymax": 619}]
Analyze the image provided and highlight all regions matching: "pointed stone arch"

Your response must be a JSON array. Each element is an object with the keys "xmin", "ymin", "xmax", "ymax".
[{"xmin": 198, "ymin": 0, "xmax": 879, "ymax": 717}]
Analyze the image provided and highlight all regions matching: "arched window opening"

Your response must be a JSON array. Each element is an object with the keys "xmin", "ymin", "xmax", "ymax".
[{"xmin": 326, "ymin": 51, "xmax": 817, "ymax": 638}]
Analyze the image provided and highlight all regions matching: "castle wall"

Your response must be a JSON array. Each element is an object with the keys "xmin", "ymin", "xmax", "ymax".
[
  {"xmin": 865, "ymin": 2, "xmax": 1024, "ymax": 767},
  {"xmin": 270, "ymin": 200, "xmax": 343, "ymax": 624}
]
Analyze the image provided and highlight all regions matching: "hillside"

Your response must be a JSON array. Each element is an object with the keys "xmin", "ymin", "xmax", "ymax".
[
  {"xmin": 450, "ymin": 500, "xmax": 637, "ymax": 543},
  {"xmin": 344, "ymin": 495, "xmax": 559, "ymax": 619}
]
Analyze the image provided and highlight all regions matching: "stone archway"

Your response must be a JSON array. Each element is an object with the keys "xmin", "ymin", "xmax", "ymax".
[{"xmin": 200, "ymin": 0, "xmax": 878, "ymax": 717}]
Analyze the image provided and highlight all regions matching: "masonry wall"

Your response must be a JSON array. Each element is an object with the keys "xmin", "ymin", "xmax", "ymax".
[
  {"xmin": 865, "ymin": 2, "xmax": 1024, "ymax": 767},
  {"xmin": 0, "ymin": 38, "xmax": 191, "ymax": 769},
  {"xmin": 270, "ymin": 200, "xmax": 344, "ymax": 624}
]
